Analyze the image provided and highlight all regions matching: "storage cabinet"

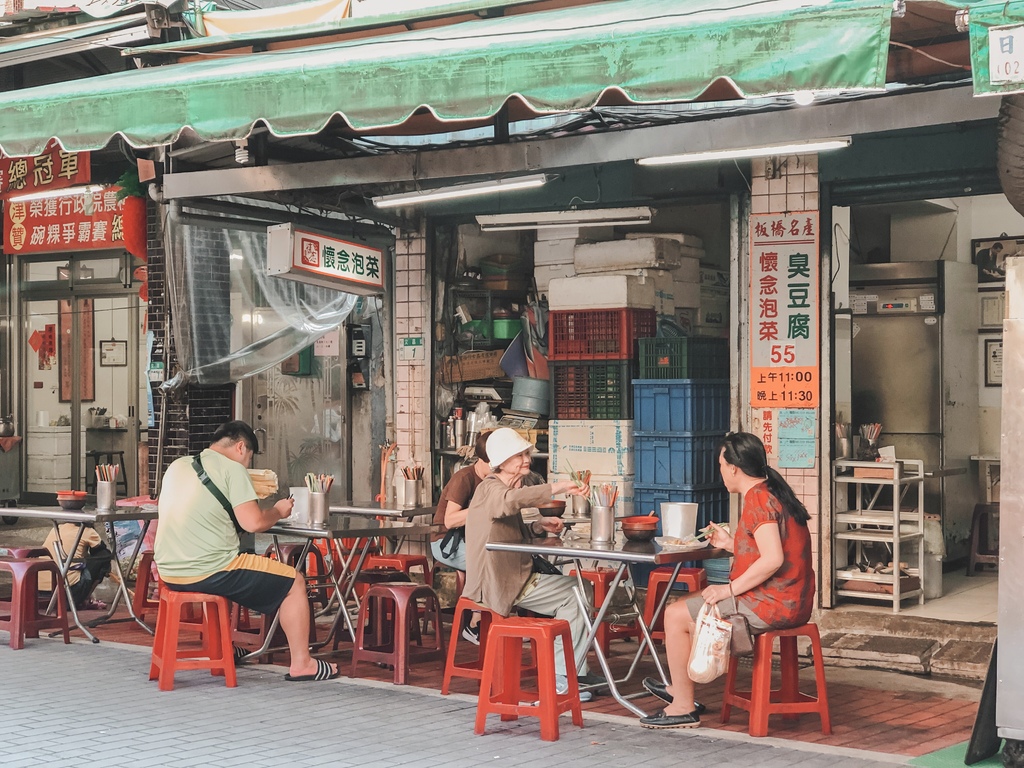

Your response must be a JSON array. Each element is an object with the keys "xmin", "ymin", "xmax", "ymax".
[
  {"xmin": 450, "ymin": 287, "xmax": 524, "ymax": 351},
  {"xmin": 832, "ymin": 459, "xmax": 926, "ymax": 613}
]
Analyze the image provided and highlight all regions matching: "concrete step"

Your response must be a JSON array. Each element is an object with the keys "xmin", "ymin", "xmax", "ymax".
[{"xmin": 812, "ymin": 608, "xmax": 996, "ymax": 680}]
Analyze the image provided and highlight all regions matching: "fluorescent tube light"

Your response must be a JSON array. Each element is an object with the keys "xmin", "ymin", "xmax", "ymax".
[
  {"xmin": 476, "ymin": 206, "xmax": 654, "ymax": 232},
  {"xmin": 637, "ymin": 138, "xmax": 851, "ymax": 166},
  {"xmin": 371, "ymin": 174, "xmax": 548, "ymax": 208},
  {"xmin": 7, "ymin": 183, "xmax": 105, "ymax": 203}
]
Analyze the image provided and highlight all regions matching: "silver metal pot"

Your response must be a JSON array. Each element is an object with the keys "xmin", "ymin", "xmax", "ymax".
[{"xmin": 0, "ymin": 415, "xmax": 15, "ymax": 438}]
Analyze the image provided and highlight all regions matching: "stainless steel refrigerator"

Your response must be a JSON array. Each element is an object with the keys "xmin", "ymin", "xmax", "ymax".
[{"xmin": 849, "ymin": 261, "xmax": 979, "ymax": 558}]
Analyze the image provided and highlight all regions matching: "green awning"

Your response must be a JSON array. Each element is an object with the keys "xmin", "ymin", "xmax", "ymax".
[
  {"xmin": 0, "ymin": 0, "xmax": 896, "ymax": 157},
  {"xmin": 969, "ymin": 1, "xmax": 1024, "ymax": 96},
  {"xmin": 0, "ymin": 14, "xmax": 148, "ymax": 66}
]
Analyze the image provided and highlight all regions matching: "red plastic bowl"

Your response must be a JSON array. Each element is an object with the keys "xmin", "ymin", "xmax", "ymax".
[{"xmin": 620, "ymin": 515, "xmax": 658, "ymax": 529}]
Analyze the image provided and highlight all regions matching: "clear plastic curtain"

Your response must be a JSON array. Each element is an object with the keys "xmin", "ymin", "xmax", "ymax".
[{"xmin": 167, "ymin": 218, "xmax": 357, "ymax": 384}]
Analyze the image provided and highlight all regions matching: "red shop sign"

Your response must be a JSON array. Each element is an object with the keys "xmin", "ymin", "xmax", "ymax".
[
  {"xmin": 0, "ymin": 141, "xmax": 90, "ymax": 199},
  {"xmin": 3, "ymin": 185, "xmax": 127, "ymax": 254}
]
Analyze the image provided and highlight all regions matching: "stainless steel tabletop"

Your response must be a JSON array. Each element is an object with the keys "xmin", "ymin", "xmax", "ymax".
[
  {"xmin": 486, "ymin": 535, "xmax": 726, "ymax": 565},
  {"xmin": 272, "ymin": 516, "xmax": 431, "ymax": 538},
  {"xmin": 7, "ymin": 505, "xmax": 159, "ymax": 524},
  {"xmin": 328, "ymin": 501, "xmax": 434, "ymax": 519}
]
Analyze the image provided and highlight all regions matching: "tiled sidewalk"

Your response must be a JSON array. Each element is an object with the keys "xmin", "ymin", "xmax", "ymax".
[
  {"xmin": 0, "ymin": 636, "xmax": 914, "ymax": 768},
  {"xmin": 38, "ymin": 605, "xmax": 982, "ymax": 760}
]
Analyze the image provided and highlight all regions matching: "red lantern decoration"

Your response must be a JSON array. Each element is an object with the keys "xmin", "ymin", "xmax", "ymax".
[{"xmin": 121, "ymin": 195, "xmax": 148, "ymax": 261}]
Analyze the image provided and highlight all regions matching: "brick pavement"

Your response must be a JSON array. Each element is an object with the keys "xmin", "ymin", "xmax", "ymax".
[{"xmin": 0, "ymin": 635, "xmax": 922, "ymax": 768}]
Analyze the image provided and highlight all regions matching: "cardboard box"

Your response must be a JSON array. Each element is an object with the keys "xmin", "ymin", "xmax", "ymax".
[
  {"xmin": 550, "ymin": 471, "xmax": 635, "ymax": 518},
  {"xmin": 673, "ymin": 279, "xmax": 700, "ymax": 308},
  {"xmin": 548, "ymin": 274, "xmax": 656, "ymax": 310},
  {"xmin": 853, "ymin": 463, "xmax": 902, "ymax": 478},
  {"xmin": 575, "ymin": 237, "xmax": 684, "ymax": 273},
  {"xmin": 440, "ymin": 349, "xmax": 505, "ymax": 382},
  {"xmin": 550, "ymin": 419, "xmax": 635, "ymax": 475},
  {"xmin": 699, "ymin": 267, "xmax": 729, "ymax": 289}
]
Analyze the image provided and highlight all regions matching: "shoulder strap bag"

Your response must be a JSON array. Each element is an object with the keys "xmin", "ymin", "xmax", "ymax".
[
  {"xmin": 192, "ymin": 454, "xmax": 244, "ymax": 534},
  {"xmin": 721, "ymin": 584, "xmax": 756, "ymax": 657}
]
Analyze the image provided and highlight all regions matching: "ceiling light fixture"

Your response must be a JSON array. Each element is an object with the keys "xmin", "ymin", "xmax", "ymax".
[
  {"xmin": 371, "ymin": 174, "xmax": 549, "ymax": 209},
  {"xmin": 7, "ymin": 183, "xmax": 105, "ymax": 204},
  {"xmin": 636, "ymin": 137, "xmax": 851, "ymax": 166},
  {"xmin": 476, "ymin": 206, "xmax": 654, "ymax": 232}
]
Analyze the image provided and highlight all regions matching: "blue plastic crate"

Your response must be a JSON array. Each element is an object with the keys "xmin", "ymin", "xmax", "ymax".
[
  {"xmin": 633, "ymin": 379, "xmax": 729, "ymax": 433},
  {"xmin": 632, "ymin": 483, "xmax": 730, "ymax": 531},
  {"xmin": 634, "ymin": 432, "xmax": 725, "ymax": 487}
]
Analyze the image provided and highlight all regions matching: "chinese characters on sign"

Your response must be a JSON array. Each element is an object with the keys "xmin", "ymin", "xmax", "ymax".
[
  {"xmin": 3, "ymin": 185, "xmax": 126, "ymax": 254},
  {"xmin": 989, "ymin": 25, "xmax": 1024, "ymax": 84},
  {"xmin": 266, "ymin": 223, "xmax": 385, "ymax": 296},
  {"xmin": 749, "ymin": 212, "xmax": 819, "ymax": 409},
  {"xmin": 0, "ymin": 142, "xmax": 90, "ymax": 199}
]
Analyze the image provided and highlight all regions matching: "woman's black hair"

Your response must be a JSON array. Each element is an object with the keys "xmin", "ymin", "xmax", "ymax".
[{"xmin": 719, "ymin": 432, "xmax": 810, "ymax": 525}]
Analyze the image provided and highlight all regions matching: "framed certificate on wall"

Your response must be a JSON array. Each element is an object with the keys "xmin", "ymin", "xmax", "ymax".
[{"xmin": 100, "ymin": 339, "xmax": 127, "ymax": 367}]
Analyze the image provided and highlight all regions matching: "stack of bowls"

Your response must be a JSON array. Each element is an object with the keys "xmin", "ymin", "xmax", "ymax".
[{"xmin": 620, "ymin": 515, "xmax": 659, "ymax": 542}]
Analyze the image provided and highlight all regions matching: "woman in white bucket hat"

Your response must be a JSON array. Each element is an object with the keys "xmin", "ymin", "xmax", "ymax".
[{"xmin": 463, "ymin": 428, "xmax": 603, "ymax": 700}]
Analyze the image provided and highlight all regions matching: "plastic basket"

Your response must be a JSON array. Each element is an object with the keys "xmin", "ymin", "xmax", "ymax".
[
  {"xmin": 638, "ymin": 337, "xmax": 729, "ymax": 379},
  {"xmin": 550, "ymin": 360, "xmax": 637, "ymax": 420},
  {"xmin": 634, "ymin": 432, "xmax": 725, "ymax": 487},
  {"xmin": 549, "ymin": 308, "xmax": 657, "ymax": 361},
  {"xmin": 633, "ymin": 379, "xmax": 729, "ymax": 433}
]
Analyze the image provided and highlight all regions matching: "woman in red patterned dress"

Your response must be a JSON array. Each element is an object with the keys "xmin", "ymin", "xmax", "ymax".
[{"xmin": 639, "ymin": 432, "xmax": 814, "ymax": 729}]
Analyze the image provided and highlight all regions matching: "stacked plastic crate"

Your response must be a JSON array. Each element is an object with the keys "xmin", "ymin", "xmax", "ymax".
[
  {"xmin": 546, "ymin": 307, "xmax": 657, "ymax": 516},
  {"xmin": 632, "ymin": 337, "xmax": 731, "ymax": 531}
]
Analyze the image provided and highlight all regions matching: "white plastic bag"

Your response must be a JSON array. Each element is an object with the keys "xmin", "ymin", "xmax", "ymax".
[{"xmin": 687, "ymin": 602, "xmax": 732, "ymax": 684}]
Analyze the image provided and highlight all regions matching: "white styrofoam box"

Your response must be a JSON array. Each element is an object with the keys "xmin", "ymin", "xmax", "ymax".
[
  {"xmin": 534, "ymin": 239, "xmax": 576, "ymax": 266},
  {"xmin": 550, "ymin": 419, "xmax": 635, "ymax": 476},
  {"xmin": 551, "ymin": 471, "xmax": 635, "ymax": 518},
  {"xmin": 547, "ymin": 274, "xmax": 656, "ymax": 310},
  {"xmin": 626, "ymin": 231, "xmax": 703, "ymax": 249},
  {"xmin": 534, "ymin": 263, "xmax": 576, "ymax": 294},
  {"xmin": 27, "ymin": 426, "xmax": 72, "ymax": 456},
  {"xmin": 574, "ymin": 237, "xmax": 684, "ymax": 274},
  {"xmin": 536, "ymin": 226, "xmax": 580, "ymax": 242},
  {"xmin": 699, "ymin": 267, "xmax": 729, "ymax": 290},
  {"xmin": 674, "ymin": 279, "xmax": 700, "ymax": 309}
]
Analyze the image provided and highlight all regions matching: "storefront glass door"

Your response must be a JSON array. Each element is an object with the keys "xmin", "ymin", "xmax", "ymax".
[{"xmin": 21, "ymin": 255, "xmax": 142, "ymax": 501}]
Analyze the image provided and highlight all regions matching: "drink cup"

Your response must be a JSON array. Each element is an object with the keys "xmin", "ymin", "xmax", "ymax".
[{"xmin": 403, "ymin": 479, "xmax": 419, "ymax": 509}]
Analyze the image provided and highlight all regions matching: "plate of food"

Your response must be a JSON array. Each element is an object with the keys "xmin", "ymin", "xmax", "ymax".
[{"xmin": 655, "ymin": 533, "xmax": 709, "ymax": 551}]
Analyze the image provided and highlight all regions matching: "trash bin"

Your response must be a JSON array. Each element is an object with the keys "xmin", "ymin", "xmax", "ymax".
[{"xmin": 923, "ymin": 515, "xmax": 944, "ymax": 599}]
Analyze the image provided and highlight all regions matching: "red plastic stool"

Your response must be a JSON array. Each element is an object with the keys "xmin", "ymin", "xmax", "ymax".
[
  {"xmin": 132, "ymin": 551, "xmax": 160, "ymax": 622},
  {"xmin": 0, "ymin": 547, "xmax": 50, "ymax": 559},
  {"xmin": 475, "ymin": 616, "xmax": 584, "ymax": 742},
  {"xmin": 442, "ymin": 596, "xmax": 537, "ymax": 694},
  {"xmin": 265, "ymin": 543, "xmax": 332, "ymax": 608},
  {"xmin": 570, "ymin": 568, "xmax": 640, "ymax": 655},
  {"xmin": 0, "ymin": 558, "xmax": 70, "ymax": 650},
  {"xmin": 149, "ymin": 589, "xmax": 237, "ymax": 691},
  {"xmin": 644, "ymin": 567, "xmax": 708, "ymax": 642},
  {"xmin": 350, "ymin": 582, "xmax": 445, "ymax": 684},
  {"xmin": 365, "ymin": 553, "xmax": 431, "ymax": 584},
  {"xmin": 721, "ymin": 622, "xmax": 831, "ymax": 737}
]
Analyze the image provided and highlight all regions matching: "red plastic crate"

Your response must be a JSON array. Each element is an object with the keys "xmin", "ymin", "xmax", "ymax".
[{"xmin": 548, "ymin": 308, "xmax": 657, "ymax": 361}]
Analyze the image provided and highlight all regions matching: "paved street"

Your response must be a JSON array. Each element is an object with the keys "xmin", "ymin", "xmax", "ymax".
[{"xmin": 0, "ymin": 636, "xmax": 910, "ymax": 768}]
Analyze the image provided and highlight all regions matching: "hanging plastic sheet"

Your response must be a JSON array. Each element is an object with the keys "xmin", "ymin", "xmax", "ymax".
[{"xmin": 166, "ymin": 213, "xmax": 357, "ymax": 385}]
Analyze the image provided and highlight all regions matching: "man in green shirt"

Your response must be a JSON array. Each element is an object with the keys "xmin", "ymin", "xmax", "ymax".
[{"xmin": 155, "ymin": 420, "xmax": 338, "ymax": 682}]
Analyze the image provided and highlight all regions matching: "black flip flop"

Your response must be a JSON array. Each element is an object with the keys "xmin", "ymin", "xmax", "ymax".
[{"xmin": 284, "ymin": 658, "xmax": 340, "ymax": 682}]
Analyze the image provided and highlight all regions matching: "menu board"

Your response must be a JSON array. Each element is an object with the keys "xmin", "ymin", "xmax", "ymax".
[{"xmin": 749, "ymin": 212, "xmax": 820, "ymax": 409}]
